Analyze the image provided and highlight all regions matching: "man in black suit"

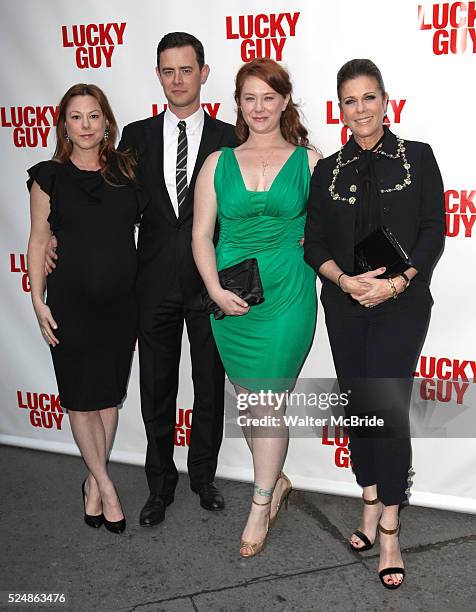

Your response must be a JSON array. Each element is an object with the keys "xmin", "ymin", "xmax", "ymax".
[{"xmin": 120, "ymin": 32, "xmax": 237, "ymax": 526}]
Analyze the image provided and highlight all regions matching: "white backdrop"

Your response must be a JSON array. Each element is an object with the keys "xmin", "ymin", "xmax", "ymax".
[{"xmin": 1, "ymin": 0, "xmax": 475, "ymax": 513}]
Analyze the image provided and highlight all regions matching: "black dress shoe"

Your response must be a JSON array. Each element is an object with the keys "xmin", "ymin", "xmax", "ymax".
[
  {"xmin": 81, "ymin": 480, "xmax": 103, "ymax": 529},
  {"xmin": 191, "ymin": 481, "xmax": 225, "ymax": 511},
  {"xmin": 139, "ymin": 493, "xmax": 174, "ymax": 527}
]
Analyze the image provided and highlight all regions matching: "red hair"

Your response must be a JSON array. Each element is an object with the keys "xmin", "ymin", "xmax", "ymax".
[
  {"xmin": 234, "ymin": 58, "xmax": 309, "ymax": 147},
  {"xmin": 54, "ymin": 83, "xmax": 136, "ymax": 182}
]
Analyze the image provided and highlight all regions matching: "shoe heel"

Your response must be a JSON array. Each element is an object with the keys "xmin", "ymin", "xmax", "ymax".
[{"xmin": 284, "ymin": 490, "xmax": 291, "ymax": 510}]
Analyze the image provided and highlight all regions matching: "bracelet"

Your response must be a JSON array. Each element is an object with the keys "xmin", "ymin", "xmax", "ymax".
[
  {"xmin": 398, "ymin": 272, "xmax": 410, "ymax": 289},
  {"xmin": 337, "ymin": 272, "xmax": 345, "ymax": 289},
  {"xmin": 387, "ymin": 277, "xmax": 398, "ymax": 299}
]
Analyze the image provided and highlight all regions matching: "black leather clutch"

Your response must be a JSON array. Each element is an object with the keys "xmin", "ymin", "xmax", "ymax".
[
  {"xmin": 354, "ymin": 225, "xmax": 412, "ymax": 278},
  {"xmin": 202, "ymin": 257, "xmax": 265, "ymax": 320}
]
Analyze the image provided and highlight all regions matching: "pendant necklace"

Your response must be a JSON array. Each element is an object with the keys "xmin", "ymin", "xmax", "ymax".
[{"xmin": 258, "ymin": 152, "xmax": 273, "ymax": 176}]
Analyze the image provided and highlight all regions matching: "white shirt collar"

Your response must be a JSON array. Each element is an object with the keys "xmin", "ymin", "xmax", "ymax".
[{"xmin": 164, "ymin": 105, "xmax": 204, "ymax": 134}]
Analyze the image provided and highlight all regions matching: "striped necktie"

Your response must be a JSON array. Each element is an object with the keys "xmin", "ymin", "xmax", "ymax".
[{"xmin": 176, "ymin": 120, "xmax": 188, "ymax": 209}]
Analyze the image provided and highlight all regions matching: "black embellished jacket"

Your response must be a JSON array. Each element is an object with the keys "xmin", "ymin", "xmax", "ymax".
[{"xmin": 304, "ymin": 128, "xmax": 446, "ymax": 281}]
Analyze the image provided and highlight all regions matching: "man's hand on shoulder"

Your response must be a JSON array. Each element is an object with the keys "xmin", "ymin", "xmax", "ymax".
[
  {"xmin": 308, "ymin": 148, "xmax": 322, "ymax": 174},
  {"xmin": 45, "ymin": 235, "xmax": 58, "ymax": 275}
]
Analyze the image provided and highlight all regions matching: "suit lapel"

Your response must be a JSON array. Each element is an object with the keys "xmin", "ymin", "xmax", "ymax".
[{"xmin": 179, "ymin": 113, "xmax": 223, "ymax": 218}]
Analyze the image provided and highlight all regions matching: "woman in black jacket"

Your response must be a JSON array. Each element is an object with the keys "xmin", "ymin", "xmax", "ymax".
[{"xmin": 304, "ymin": 59, "xmax": 445, "ymax": 589}]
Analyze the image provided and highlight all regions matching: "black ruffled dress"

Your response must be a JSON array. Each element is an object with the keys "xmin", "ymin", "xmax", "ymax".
[{"xmin": 27, "ymin": 159, "xmax": 147, "ymax": 411}]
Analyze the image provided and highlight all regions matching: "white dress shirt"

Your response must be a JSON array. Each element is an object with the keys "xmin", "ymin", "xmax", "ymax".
[{"xmin": 163, "ymin": 106, "xmax": 204, "ymax": 217}]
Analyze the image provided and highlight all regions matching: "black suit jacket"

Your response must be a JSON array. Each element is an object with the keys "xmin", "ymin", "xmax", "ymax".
[
  {"xmin": 119, "ymin": 111, "xmax": 238, "ymax": 305},
  {"xmin": 304, "ymin": 128, "xmax": 446, "ymax": 282}
]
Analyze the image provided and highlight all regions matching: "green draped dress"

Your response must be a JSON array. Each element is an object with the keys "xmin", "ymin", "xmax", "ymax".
[{"xmin": 211, "ymin": 146, "xmax": 317, "ymax": 392}]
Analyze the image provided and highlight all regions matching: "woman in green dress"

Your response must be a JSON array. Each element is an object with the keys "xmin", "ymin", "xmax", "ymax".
[{"xmin": 192, "ymin": 58, "xmax": 319, "ymax": 557}]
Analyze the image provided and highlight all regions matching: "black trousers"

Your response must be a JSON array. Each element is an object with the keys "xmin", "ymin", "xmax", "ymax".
[
  {"xmin": 138, "ymin": 276, "xmax": 225, "ymax": 497},
  {"xmin": 321, "ymin": 279, "xmax": 433, "ymax": 506}
]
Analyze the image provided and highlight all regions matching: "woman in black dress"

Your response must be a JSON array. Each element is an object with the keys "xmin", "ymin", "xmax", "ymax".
[
  {"xmin": 305, "ymin": 60, "xmax": 445, "ymax": 588},
  {"xmin": 27, "ymin": 84, "xmax": 145, "ymax": 533}
]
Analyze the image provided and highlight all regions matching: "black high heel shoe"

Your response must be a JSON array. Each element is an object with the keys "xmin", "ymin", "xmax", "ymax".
[
  {"xmin": 81, "ymin": 479, "xmax": 103, "ymax": 529},
  {"xmin": 103, "ymin": 515, "xmax": 126, "ymax": 534},
  {"xmin": 349, "ymin": 496, "xmax": 382, "ymax": 552},
  {"xmin": 378, "ymin": 521, "xmax": 405, "ymax": 589},
  {"xmin": 103, "ymin": 492, "xmax": 126, "ymax": 534}
]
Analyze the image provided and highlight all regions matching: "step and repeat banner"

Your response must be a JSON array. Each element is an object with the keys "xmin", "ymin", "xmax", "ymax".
[{"xmin": 1, "ymin": 0, "xmax": 475, "ymax": 513}]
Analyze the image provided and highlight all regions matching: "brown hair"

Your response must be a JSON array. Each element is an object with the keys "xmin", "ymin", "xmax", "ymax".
[
  {"xmin": 54, "ymin": 83, "xmax": 136, "ymax": 182},
  {"xmin": 157, "ymin": 32, "xmax": 205, "ymax": 69},
  {"xmin": 234, "ymin": 58, "xmax": 309, "ymax": 147},
  {"xmin": 337, "ymin": 59, "xmax": 386, "ymax": 101}
]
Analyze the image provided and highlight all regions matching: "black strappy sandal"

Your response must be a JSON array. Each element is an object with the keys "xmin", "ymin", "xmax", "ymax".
[
  {"xmin": 378, "ymin": 521, "xmax": 405, "ymax": 589},
  {"xmin": 349, "ymin": 496, "xmax": 381, "ymax": 552}
]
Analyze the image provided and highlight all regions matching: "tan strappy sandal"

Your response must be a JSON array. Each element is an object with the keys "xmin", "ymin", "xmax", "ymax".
[{"xmin": 239, "ymin": 498, "xmax": 271, "ymax": 558}]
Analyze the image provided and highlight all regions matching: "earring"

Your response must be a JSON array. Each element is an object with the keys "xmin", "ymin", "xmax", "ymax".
[
  {"xmin": 104, "ymin": 125, "xmax": 110, "ymax": 142},
  {"xmin": 64, "ymin": 130, "xmax": 70, "ymax": 144}
]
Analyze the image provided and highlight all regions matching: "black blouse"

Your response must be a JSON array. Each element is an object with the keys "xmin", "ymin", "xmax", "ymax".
[{"xmin": 353, "ymin": 130, "xmax": 386, "ymax": 244}]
